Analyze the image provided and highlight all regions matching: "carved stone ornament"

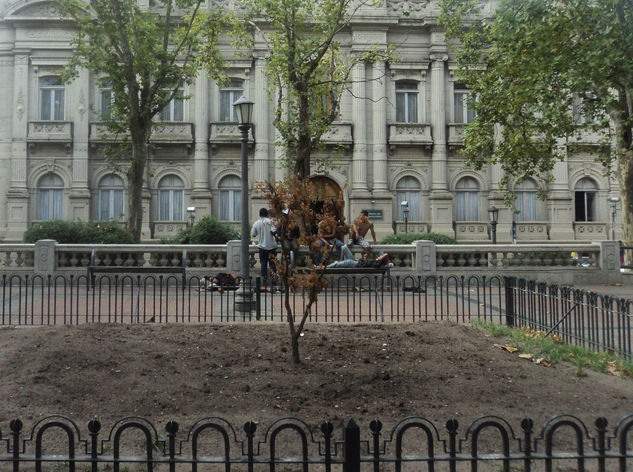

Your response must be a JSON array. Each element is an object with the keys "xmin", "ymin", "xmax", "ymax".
[
  {"xmin": 16, "ymin": 90, "xmax": 24, "ymax": 121},
  {"xmin": 387, "ymin": 0, "xmax": 431, "ymax": 16},
  {"xmin": 11, "ymin": 1, "xmax": 62, "ymax": 18}
]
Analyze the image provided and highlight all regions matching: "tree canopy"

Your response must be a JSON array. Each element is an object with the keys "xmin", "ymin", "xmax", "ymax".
[
  {"xmin": 247, "ymin": 0, "xmax": 395, "ymax": 178},
  {"xmin": 440, "ymin": 0, "xmax": 633, "ymax": 250},
  {"xmin": 57, "ymin": 0, "xmax": 235, "ymax": 241}
]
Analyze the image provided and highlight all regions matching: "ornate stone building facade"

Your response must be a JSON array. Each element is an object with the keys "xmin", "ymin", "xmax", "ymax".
[{"xmin": 0, "ymin": 0, "xmax": 623, "ymax": 242}]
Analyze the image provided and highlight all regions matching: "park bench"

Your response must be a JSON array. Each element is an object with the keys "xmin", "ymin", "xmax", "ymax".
[{"xmin": 87, "ymin": 249, "xmax": 188, "ymax": 287}]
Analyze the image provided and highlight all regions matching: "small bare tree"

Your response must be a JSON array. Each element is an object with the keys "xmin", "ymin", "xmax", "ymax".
[{"xmin": 257, "ymin": 177, "xmax": 348, "ymax": 364}]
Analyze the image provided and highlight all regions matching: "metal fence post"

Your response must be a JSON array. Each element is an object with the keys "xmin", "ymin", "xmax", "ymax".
[
  {"xmin": 10, "ymin": 419, "xmax": 22, "ymax": 472},
  {"xmin": 504, "ymin": 276, "xmax": 515, "ymax": 327},
  {"xmin": 342, "ymin": 418, "xmax": 360, "ymax": 472},
  {"xmin": 88, "ymin": 420, "xmax": 101, "ymax": 472}
]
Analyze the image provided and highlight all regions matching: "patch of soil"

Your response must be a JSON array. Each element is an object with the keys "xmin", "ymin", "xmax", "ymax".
[{"xmin": 0, "ymin": 322, "xmax": 630, "ymax": 433}]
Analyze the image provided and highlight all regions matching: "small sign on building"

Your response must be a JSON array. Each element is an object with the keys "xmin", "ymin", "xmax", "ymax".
[{"xmin": 364, "ymin": 209, "xmax": 384, "ymax": 221}]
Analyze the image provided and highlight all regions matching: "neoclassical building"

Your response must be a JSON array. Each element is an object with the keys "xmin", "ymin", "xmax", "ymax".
[{"xmin": 0, "ymin": 0, "xmax": 623, "ymax": 242}]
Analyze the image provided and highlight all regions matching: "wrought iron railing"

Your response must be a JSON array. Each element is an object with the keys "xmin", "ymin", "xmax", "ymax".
[
  {"xmin": 1, "ymin": 274, "xmax": 632, "ymax": 358},
  {"xmin": 1, "ymin": 414, "xmax": 632, "ymax": 471}
]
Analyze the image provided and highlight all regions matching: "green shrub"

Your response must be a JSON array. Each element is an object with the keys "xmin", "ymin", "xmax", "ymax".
[
  {"xmin": 160, "ymin": 216, "xmax": 239, "ymax": 244},
  {"xmin": 380, "ymin": 232, "xmax": 457, "ymax": 245},
  {"xmin": 23, "ymin": 220, "xmax": 135, "ymax": 244}
]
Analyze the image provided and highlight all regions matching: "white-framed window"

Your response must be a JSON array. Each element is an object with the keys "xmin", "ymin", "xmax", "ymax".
[
  {"xmin": 396, "ymin": 176, "xmax": 421, "ymax": 221},
  {"xmin": 100, "ymin": 84, "xmax": 114, "ymax": 119},
  {"xmin": 219, "ymin": 80, "xmax": 243, "ymax": 122},
  {"xmin": 574, "ymin": 177, "xmax": 598, "ymax": 222},
  {"xmin": 456, "ymin": 177, "xmax": 480, "ymax": 221},
  {"xmin": 39, "ymin": 76, "xmax": 65, "ymax": 120},
  {"xmin": 99, "ymin": 174, "xmax": 125, "ymax": 221},
  {"xmin": 454, "ymin": 84, "xmax": 476, "ymax": 124},
  {"xmin": 158, "ymin": 175, "xmax": 184, "ymax": 221},
  {"xmin": 218, "ymin": 175, "xmax": 242, "ymax": 221},
  {"xmin": 159, "ymin": 87, "xmax": 185, "ymax": 122},
  {"xmin": 515, "ymin": 179, "xmax": 539, "ymax": 222},
  {"xmin": 572, "ymin": 96, "xmax": 591, "ymax": 125},
  {"xmin": 395, "ymin": 81, "xmax": 419, "ymax": 123},
  {"xmin": 37, "ymin": 173, "xmax": 64, "ymax": 220}
]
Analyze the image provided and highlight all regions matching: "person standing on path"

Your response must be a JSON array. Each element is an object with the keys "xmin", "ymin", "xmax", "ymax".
[{"xmin": 251, "ymin": 208, "xmax": 278, "ymax": 289}]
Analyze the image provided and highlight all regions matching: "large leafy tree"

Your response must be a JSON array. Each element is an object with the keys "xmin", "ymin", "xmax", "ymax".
[
  {"xmin": 440, "ymin": 0, "xmax": 633, "ymax": 258},
  {"xmin": 56, "ymin": 0, "xmax": 232, "ymax": 241},
  {"xmin": 248, "ymin": 0, "xmax": 394, "ymax": 178}
]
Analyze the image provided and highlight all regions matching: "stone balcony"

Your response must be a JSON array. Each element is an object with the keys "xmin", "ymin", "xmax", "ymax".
[
  {"xmin": 27, "ymin": 121, "xmax": 73, "ymax": 143},
  {"xmin": 447, "ymin": 123, "xmax": 466, "ymax": 148},
  {"xmin": 573, "ymin": 222, "xmax": 607, "ymax": 240},
  {"xmin": 515, "ymin": 222, "xmax": 549, "ymax": 240},
  {"xmin": 321, "ymin": 122, "xmax": 353, "ymax": 146},
  {"xmin": 89, "ymin": 122, "xmax": 193, "ymax": 145},
  {"xmin": 454, "ymin": 222, "xmax": 489, "ymax": 241},
  {"xmin": 209, "ymin": 122, "xmax": 254, "ymax": 145},
  {"xmin": 388, "ymin": 123, "xmax": 433, "ymax": 149}
]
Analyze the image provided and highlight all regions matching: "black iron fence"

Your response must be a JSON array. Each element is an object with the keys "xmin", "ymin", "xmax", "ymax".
[
  {"xmin": 1, "ymin": 273, "xmax": 632, "ymax": 357},
  {"xmin": 1, "ymin": 414, "xmax": 633, "ymax": 471}
]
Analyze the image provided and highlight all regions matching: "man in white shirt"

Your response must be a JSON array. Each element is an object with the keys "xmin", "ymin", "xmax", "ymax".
[{"xmin": 251, "ymin": 208, "xmax": 278, "ymax": 288}]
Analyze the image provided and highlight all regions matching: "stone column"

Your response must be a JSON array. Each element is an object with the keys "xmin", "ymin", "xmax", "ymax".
[
  {"xmin": 548, "ymin": 146, "xmax": 574, "ymax": 240},
  {"xmin": 0, "ymin": 46, "xmax": 14, "ymax": 241},
  {"xmin": 428, "ymin": 50, "xmax": 453, "ymax": 236},
  {"xmin": 69, "ymin": 67, "xmax": 91, "ymax": 221},
  {"xmin": 191, "ymin": 73, "xmax": 212, "ymax": 217},
  {"xmin": 372, "ymin": 61, "xmax": 388, "ymax": 192},
  {"xmin": 253, "ymin": 56, "xmax": 269, "ymax": 184},
  {"xmin": 6, "ymin": 50, "xmax": 30, "ymax": 241},
  {"xmin": 351, "ymin": 60, "xmax": 368, "ymax": 193}
]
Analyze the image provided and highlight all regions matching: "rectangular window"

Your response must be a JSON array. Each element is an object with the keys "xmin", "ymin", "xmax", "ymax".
[
  {"xmin": 219, "ymin": 81, "xmax": 243, "ymax": 122},
  {"xmin": 395, "ymin": 82, "xmax": 419, "ymax": 123},
  {"xmin": 38, "ymin": 189, "xmax": 63, "ymax": 220},
  {"xmin": 100, "ymin": 87, "xmax": 113, "ymax": 119},
  {"xmin": 219, "ymin": 190, "xmax": 241, "ymax": 221},
  {"xmin": 575, "ymin": 192, "xmax": 596, "ymax": 221},
  {"xmin": 160, "ymin": 88, "xmax": 185, "ymax": 122},
  {"xmin": 40, "ymin": 77, "xmax": 65, "ymax": 120},
  {"xmin": 515, "ymin": 192, "xmax": 538, "ymax": 221},
  {"xmin": 454, "ymin": 88, "xmax": 476, "ymax": 124},
  {"xmin": 456, "ymin": 192, "xmax": 479, "ymax": 221},
  {"xmin": 99, "ymin": 189, "xmax": 125, "ymax": 220}
]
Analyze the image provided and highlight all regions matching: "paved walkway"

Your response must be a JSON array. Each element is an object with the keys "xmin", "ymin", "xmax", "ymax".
[{"xmin": 570, "ymin": 272, "xmax": 633, "ymax": 298}]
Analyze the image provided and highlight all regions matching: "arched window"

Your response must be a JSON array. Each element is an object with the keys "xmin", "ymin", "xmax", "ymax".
[
  {"xmin": 575, "ymin": 177, "xmax": 598, "ymax": 222},
  {"xmin": 218, "ymin": 175, "xmax": 242, "ymax": 221},
  {"xmin": 158, "ymin": 175, "xmax": 184, "ymax": 221},
  {"xmin": 219, "ymin": 80, "xmax": 244, "ymax": 122},
  {"xmin": 395, "ymin": 81, "xmax": 419, "ymax": 123},
  {"xmin": 37, "ymin": 173, "xmax": 64, "ymax": 220},
  {"xmin": 39, "ymin": 76, "xmax": 65, "ymax": 120},
  {"xmin": 396, "ymin": 176, "xmax": 421, "ymax": 221},
  {"xmin": 456, "ymin": 177, "xmax": 480, "ymax": 221},
  {"xmin": 515, "ymin": 179, "xmax": 538, "ymax": 221},
  {"xmin": 99, "ymin": 174, "xmax": 125, "ymax": 221}
]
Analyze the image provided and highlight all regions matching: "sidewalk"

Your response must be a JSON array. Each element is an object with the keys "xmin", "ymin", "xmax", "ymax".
[{"xmin": 570, "ymin": 272, "xmax": 633, "ymax": 299}]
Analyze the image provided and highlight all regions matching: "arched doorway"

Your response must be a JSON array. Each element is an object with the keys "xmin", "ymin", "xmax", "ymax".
[{"xmin": 311, "ymin": 176, "xmax": 342, "ymax": 201}]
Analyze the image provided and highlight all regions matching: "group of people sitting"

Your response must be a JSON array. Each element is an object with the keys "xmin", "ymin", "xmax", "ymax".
[{"xmin": 206, "ymin": 208, "xmax": 387, "ymax": 291}]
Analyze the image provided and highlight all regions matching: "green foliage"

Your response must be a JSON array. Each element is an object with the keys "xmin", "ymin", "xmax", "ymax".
[
  {"xmin": 23, "ymin": 220, "xmax": 135, "ymax": 244},
  {"xmin": 160, "ymin": 217, "xmax": 239, "ymax": 244},
  {"xmin": 472, "ymin": 320, "xmax": 633, "ymax": 377},
  {"xmin": 245, "ymin": 0, "xmax": 396, "ymax": 177},
  {"xmin": 56, "ymin": 0, "xmax": 238, "ymax": 240},
  {"xmin": 438, "ymin": 0, "xmax": 633, "ymax": 209},
  {"xmin": 380, "ymin": 232, "xmax": 457, "ymax": 245}
]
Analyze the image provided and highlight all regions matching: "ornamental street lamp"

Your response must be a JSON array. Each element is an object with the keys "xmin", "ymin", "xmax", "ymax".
[
  {"xmin": 609, "ymin": 196, "xmax": 620, "ymax": 241},
  {"xmin": 187, "ymin": 206, "xmax": 196, "ymax": 227},
  {"xmin": 401, "ymin": 200, "xmax": 409, "ymax": 233},
  {"xmin": 233, "ymin": 95, "xmax": 254, "ymax": 314},
  {"xmin": 488, "ymin": 205, "xmax": 499, "ymax": 244}
]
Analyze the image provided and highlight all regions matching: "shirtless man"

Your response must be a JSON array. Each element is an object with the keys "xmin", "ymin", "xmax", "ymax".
[
  {"xmin": 317, "ymin": 212, "xmax": 352, "ymax": 261},
  {"xmin": 351, "ymin": 210, "xmax": 377, "ymax": 258}
]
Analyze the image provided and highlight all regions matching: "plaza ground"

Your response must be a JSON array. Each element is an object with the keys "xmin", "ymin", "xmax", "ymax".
[{"xmin": 0, "ymin": 322, "xmax": 630, "ymax": 438}]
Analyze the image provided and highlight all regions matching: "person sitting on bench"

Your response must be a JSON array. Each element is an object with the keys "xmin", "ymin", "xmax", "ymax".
[{"xmin": 326, "ymin": 252, "xmax": 394, "ymax": 269}]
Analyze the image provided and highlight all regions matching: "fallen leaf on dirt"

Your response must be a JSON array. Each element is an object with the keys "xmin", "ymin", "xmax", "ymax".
[
  {"xmin": 606, "ymin": 362, "xmax": 622, "ymax": 377},
  {"xmin": 575, "ymin": 369, "xmax": 588, "ymax": 377},
  {"xmin": 535, "ymin": 358, "xmax": 552, "ymax": 367},
  {"xmin": 518, "ymin": 353, "xmax": 533, "ymax": 360},
  {"xmin": 494, "ymin": 344, "xmax": 519, "ymax": 353}
]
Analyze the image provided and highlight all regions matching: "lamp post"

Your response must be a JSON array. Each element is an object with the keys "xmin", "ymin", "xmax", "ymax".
[
  {"xmin": 187, "ymin": 206, "xmax": 196, "ymax": 227},
  {"xmin": 488, "ymin": 206, "xmax": 499, "ymax": 244},
  {"xmin": 233, "ymin": 95, "xmax": 254, "ymax": 314},
  {"xmin": 401, "ymin": 200, "xmax": 409, "ymax": 233},
  {"xmin": 609, "ymin": 196, "xmax": 620, "ymax": 241}
]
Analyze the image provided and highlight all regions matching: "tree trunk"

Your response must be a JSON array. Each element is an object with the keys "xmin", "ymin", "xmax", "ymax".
[
  {"xmin": 291, "ymin": 332, "xmax": 301, "ymax": 364},
  {"xmin": 126, "ymin": 126, "xmax": 149, "ymax": 242}
]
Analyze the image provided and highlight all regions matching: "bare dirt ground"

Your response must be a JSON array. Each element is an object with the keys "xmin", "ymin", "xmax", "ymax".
[{"xmin": 0, "ymin": 321, "xmax": 630, "ymax": 438}]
